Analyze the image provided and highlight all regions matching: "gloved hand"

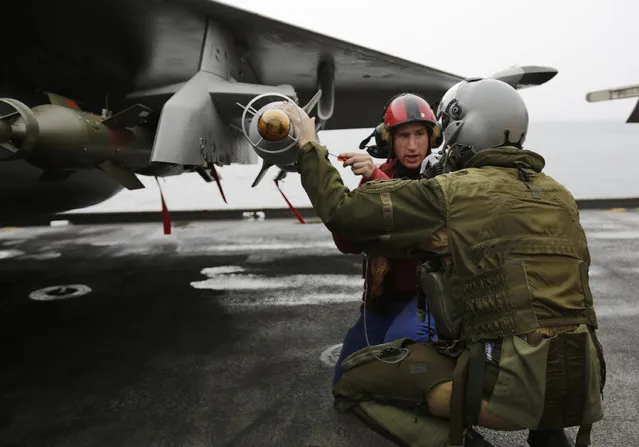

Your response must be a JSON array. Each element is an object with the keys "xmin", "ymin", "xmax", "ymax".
[
  {"xmin": 420, "ymin": 150, "xmax": 445, "ymax": 179},
  {"xmin": 274, "ymin": 102, "xmax": 319, "ymax": 148}
]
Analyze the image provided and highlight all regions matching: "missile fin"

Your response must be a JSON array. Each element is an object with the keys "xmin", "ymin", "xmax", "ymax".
[{"xmin": 98, "ymin": 160, "xmax": 145, "ymax": 190}]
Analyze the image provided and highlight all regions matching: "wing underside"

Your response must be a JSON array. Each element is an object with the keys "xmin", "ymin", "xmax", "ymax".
[
  {"xmin": 128, "ymin": 1, "xmax": 557, "ymax": 166},
  {"xmin": 152, "ymin": 0, "xmax": 465, "ymax": 130}
]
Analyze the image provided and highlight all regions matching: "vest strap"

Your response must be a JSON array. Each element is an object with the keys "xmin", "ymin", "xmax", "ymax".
[
  {"xmin": 449, "ymin": 348, "xmax": 469, "ymax": 446},
  {"xmin": 464, "ymin": 342, "xmax": 486, "ymax": 426},
  {"xmin": 575, "ymin": 423, "xmax": 592, "ymax": 447}
]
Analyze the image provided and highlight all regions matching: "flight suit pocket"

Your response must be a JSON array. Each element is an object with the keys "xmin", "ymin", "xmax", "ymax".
[
  {"xmin": 486, "ymin": 334, "xmax": 550, "ymax": 428},
  {"xmin": 486, "ymin": 325, "xmax": 603, "ymax": 430}
]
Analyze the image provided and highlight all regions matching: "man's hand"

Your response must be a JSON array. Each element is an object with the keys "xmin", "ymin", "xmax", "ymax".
[
  {"xmin": 274, "ymin": 102, "xmax": 318, "ymax": 148},
  {"xmin": 420, "ymin": 150, "xmax": 444, "ymax": 179},
  {"xmin": 420, "ymin": 151, "xmax": 442, "ymax": 171},
  {"xmin": 339, "ymin": 152, "xmax": 377, "ymax": 179}
]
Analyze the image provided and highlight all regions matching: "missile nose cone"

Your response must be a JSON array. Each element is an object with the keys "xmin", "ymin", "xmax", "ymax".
[{"xmin": 257, "ymin": 109, "xmax": 291, "ymax": 141}]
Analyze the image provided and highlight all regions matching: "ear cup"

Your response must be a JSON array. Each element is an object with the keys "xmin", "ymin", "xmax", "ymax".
[
  {"xmin": 366, "ymin": 145, "xmax": 389, "ymax": 159},
  {"xmin": 374, "ymin": 123, "xmax": 391, "ymax": 151}
]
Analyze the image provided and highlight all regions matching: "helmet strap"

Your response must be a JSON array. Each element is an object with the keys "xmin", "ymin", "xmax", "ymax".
[
  {"xmin": 358, "ymin": 129, "xmax": 375, "ymax": 149},
  {"xmin": 447, "ymin": 144, "xmax": 475, "ymax": 171},
  {"xmin": 502, "ymin": 129, "xmax": 525, "ymax": 149}
]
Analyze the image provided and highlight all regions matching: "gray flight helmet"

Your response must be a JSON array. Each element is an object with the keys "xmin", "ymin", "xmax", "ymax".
[
  {"xmin": 436, "ymin": 81, "xmax": 462, "ymax": 131},
  {"xmin": 437, "ymin": 78, "xmax": 529, "ymax": 171}
]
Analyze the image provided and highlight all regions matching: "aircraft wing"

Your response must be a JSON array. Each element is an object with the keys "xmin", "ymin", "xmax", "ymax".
[
  {"xmin": 195, "ymin": 1, "xmax": 463, "ymax": 130},
  {"xmin": 124, "ymin": 0, "xmax": 556, "ymax": 167},
  {"xmin": 0, "ymin": 0, "xmax": 559, "ymax": 219},
  {"xmin": 148, "ymin": 0, "xmax": 556, "ymax": 131},
  {"xmin": 586, "ymin": 84, "xmax": 639, "ymax": 123},
  {"xmin": 126, "ymin": 0, "xmax": 462, "ymax": 132}
]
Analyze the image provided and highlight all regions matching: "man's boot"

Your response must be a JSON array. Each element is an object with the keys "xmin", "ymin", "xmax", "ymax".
[{"xmin": 527, "ymin": 429, "xmax": 572, "ymax": 447}]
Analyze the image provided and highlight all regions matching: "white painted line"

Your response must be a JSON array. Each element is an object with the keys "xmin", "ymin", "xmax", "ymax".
[
  {"xmin": 0, "ymin": 249, "xmax": 24, "ymax": 259},
  {"xmin": 191, "ymin": 274, "xmax": 363, "ymax": 291},
  {"xmin": 320, "ymin": 343, "xmax": 343, "ymax": 367},
  {"xmin": 24, "ymin": 252, "xmax": 62, "ymax": 260},
  {"xmin": 588, "ymin": 231, "xmax": 639, "ymax": 239},
  {"xmin": 181, "ymin": 241, "xmax": 338, "ymax": 252},
  {"xmin": 595, "ymin": 303, "xmax": 639, "ymax": 318},
  {"xmin": 50, "ymin": 220, "xmax": 70, "ymax": 227},
  {"xmin": 190, "ymin": 265, "xmax": 364, "ymax": 306},
  {"xmin": 203, "ymin": 266, "xmax": 246, "ymax": 274},
  {"xmin": 587, "ymin": 265, "xmax": 607, "ymax": 277},
  {"xmin": 227, "ymin": 293, "xmax": 361, "ymax": 307},
  {"xmin": 191, "ymin": 265, "xmax": 363, "ymax": 292}
]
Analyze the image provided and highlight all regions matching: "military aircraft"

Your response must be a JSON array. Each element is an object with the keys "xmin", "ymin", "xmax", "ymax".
[
  {"xmin": 0, "ymin": 0, "xmax": 557, "ymax": 223},
  {"xmin": 586, "ymin": 84, "xmax": 639, "ymax": 123}
]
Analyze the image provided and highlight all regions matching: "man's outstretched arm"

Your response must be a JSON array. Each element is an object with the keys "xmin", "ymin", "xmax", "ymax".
[{"xmin": 297, "ymin": 140, "xmax": 447, "ymax": 258}]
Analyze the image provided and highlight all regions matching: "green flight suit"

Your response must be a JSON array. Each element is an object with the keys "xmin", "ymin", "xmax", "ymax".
[{"xmin": 297, "ymin": 141, "xmax": 605, "ymax": 447}]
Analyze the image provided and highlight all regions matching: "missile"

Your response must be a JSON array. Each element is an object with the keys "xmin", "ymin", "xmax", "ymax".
[
  {"xmin": 0, "ymin": 95, "xmax": 154, "ymax": 189},
  {"xmin": 239, "ymin": 91, "xmax": 322, "ymax": 187},
  {"xmin": 257, "ymin": 109, "xmax": 292, "ymax": 142}
]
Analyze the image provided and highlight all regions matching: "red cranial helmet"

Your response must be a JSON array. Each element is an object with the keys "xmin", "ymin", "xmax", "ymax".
[{"xmin": 383, "ymin": 93, "xmax": 442, "ymax": 150}]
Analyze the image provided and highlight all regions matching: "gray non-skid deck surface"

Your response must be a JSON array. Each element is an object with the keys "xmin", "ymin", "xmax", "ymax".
[{"xmin": 0, "ymin": 211, "xmax": 636, "ymax": 446}]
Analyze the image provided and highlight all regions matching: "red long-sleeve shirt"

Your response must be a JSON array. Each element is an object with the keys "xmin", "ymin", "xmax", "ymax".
[{"xmin": 331, "ymin": 159, "xmax": 420, "ymax": 311}]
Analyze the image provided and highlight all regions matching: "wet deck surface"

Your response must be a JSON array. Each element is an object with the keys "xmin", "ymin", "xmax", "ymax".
[{"xmin": 1, "ymin": 211, "xmax": 637, "ymax": 446}]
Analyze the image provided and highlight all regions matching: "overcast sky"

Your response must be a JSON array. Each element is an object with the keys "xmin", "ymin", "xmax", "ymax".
[{"xmin": 222, "ymin": 0, "xmax": 638, "ymax": 122}]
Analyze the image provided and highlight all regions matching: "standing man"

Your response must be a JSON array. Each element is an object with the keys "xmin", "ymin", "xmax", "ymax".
[
  {"xmin": 275, "ymin": 78, "xmax": 605, "ymax": 447},
  {"xmin": 330, "ymin": 94, "xmax": 443, "ymax": 386}
]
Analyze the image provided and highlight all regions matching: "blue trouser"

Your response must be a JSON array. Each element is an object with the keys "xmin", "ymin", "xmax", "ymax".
[{"xmin": 332, "ymin": 297, "xmax": 438, "ymax": 386}]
